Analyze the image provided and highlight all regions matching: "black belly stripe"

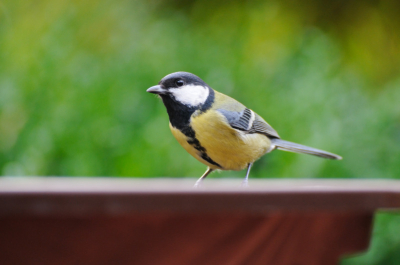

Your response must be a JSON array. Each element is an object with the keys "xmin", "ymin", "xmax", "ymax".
[
  {"xmin": 200, "ymin": 152, "xmax": 221, "ymax": 168},
  {"xmin": 182, "ymin": 127, "xmax": 222, "ymax": 168}
]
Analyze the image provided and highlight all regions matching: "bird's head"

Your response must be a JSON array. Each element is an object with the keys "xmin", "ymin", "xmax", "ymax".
[{"xmin": 147, "ymin": 72, "xmax": 211, "ymax": 108}]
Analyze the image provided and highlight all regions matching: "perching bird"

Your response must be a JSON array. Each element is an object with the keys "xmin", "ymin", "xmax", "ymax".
[{"xmin": 147, "ymin": 72, "xmax": 342, "ymax": 187}]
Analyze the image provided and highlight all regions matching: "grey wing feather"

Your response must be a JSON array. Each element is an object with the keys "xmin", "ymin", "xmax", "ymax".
[
  {"xmin": 218, "ymin": 108, "xmax": 280, "ymax": 138},
  {"xmin": 217, "ymin": 108, "xmax": 252, "ymax": 131},
  {"xmin": 248, "ymin": 113, "xmax": 280, "ymax": 138}
]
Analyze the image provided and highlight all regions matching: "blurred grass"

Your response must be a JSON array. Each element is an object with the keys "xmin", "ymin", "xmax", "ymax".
[
  {"xmin": 0, "ymin": 0, "xmax": 400, "ymax": 263},
  {"xmin": 343, "ymin": 211, "xmax": 400, "ymax": 265}
]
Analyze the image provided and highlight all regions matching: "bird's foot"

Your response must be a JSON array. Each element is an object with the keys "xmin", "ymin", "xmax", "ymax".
[
  {"xmin": 241, "ymin": 179, "xmax": 249, "ymax": 188},
  {"xmin": 193, "ymin": 179, "xmax": 203, "ymax": 189}
]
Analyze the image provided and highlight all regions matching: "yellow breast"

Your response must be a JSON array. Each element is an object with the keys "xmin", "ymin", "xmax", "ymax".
[{"xmin": 169, "ymin": 110, "xmax": 272, "ymax": 171}]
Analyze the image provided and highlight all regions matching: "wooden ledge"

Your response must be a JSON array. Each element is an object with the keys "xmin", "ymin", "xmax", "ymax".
[
  {"xmin": 1, "ymin": 178, "xmax": 399, "ymax": 265},
  {"xmin": 0, "ymin": 178, "xmax": 400, "ymax": 215}
]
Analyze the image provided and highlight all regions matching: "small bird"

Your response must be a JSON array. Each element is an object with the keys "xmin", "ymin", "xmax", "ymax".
[{"xmin": 147, "ymin": 72, "xmax": 342, "ymax": 187}]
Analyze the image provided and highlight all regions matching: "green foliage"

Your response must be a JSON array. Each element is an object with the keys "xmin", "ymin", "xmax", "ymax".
[
  {"xmin": 0, "ymin": 1, "xmax": 400, "ymax": 263},
  {"xmin": 343, "ymin": 211, "xmax": 400, "ymax": 265},
  {"xmin": 1, "ymin": 0, "xmax": 399, "ymax": 179}
]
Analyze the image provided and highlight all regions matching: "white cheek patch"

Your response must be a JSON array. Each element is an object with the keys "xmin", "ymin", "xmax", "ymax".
[{"xmin": 170, "ymin": 85, "xmax": 209, "ymax": 107}]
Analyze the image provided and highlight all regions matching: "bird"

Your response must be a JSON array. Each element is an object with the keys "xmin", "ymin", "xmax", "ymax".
[{"xmin": 147, "ymin": 72, "xmax": 342, "ymax": 187}]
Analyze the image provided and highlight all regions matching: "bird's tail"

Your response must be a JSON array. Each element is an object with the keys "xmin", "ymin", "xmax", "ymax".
[{"xmin": 271, "ymin": 138, "xmax": 342, "ymax": 160}]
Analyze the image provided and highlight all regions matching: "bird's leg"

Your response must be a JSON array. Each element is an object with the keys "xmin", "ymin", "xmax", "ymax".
[
  {"xmin": 194, "ymin": 167, "xmax": 214, "ymax": 188},
  {"xmin": 241, "ymin": 163, "xmax": 253, "ymax": 187}
]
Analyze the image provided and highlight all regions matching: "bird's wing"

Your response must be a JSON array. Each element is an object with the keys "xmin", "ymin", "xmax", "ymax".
[{"xmin": 217, "ymin": 108, "xmax": 280, "ymax": 138}]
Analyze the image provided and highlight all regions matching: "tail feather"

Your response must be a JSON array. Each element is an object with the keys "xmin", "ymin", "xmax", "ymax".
[{"xmin": 271, "ymin": 139, "xmax": 342, "ymax": 160}]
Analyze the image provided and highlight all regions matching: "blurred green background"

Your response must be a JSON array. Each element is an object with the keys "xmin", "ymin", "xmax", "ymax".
[{"xmin": 0, "ymin": 0, "xmax": 399, "ymax": 263}]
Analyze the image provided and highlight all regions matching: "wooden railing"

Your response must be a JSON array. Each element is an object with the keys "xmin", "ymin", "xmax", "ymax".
[{"xmin": 1, "ymin": 178, "xmax": 399, "ymax": 265}]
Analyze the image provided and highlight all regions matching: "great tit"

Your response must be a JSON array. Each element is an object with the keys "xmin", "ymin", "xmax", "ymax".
[{"xmin": 147, "ymin": 72, "xmax": 342, "ymax": 187}]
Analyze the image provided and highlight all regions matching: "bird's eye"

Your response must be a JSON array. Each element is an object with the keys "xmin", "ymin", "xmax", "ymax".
[{"xmin": 175, "ymin": 79, "xmax": 184, "ymax": 87}]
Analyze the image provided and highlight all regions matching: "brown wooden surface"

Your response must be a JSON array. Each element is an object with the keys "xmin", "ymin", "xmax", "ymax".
[
  {"xmin": 1, "ymin": 178, "xmax": 400, "ymax": 214},
  {"xmin": 0, "ymin": 178, "xmax": 399, "ymax": 265},
  {"xmin": 0, "ymin": 213, "xmax": 371, "ymax": 265}
]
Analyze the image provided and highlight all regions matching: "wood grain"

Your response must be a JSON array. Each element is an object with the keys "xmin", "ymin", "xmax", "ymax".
[{"xmin": 0, "ymin": 212, "xmax": 371, "ymax": 265}]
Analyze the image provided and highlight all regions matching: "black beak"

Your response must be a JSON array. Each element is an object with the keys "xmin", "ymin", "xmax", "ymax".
[{"xmin": 147, "ymin": 85, "xmax": 166, "ymax": 94}]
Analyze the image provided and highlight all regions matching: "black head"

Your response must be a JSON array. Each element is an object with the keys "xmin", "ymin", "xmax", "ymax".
[
  {"xmin": 147, "ymin": 72, "xmax": 212, "ymax": 107},
  {"xmin": 159, "ymin": 72, "xmax": 208, "ymax": 89},
  {"xmin": 147, "ymin": 72, "xmax": 215, "ymax": 129}
]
